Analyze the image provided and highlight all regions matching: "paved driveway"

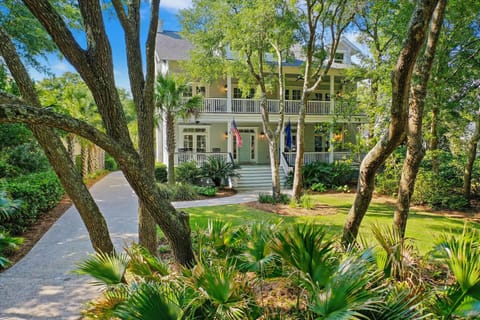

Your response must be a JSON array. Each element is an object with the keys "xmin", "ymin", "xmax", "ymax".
[{"xmin": 0, "ymin": 171, "xmax": 258, "ymax": 319}]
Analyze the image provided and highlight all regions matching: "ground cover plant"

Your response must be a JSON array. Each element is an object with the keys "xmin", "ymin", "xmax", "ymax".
[{"xmin": 78, "ymin": 218, "xmax": 480, "ymax": 319}]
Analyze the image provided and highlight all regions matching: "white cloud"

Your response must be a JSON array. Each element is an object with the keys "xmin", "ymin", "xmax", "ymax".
[
  {"xmin": 161, "ymin": 0, "xmax": 192, "ymax": 10},
  {"xmin": 53, "ymin": 61, "xmax": 73, "ymax": 72}
]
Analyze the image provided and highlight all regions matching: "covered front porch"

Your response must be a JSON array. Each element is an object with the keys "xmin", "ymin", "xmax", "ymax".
[{"xmin": 156, "ymin": 120, "xmax": 365, "ymax": 168}]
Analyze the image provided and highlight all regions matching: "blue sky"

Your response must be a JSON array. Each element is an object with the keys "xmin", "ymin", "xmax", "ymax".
[
  {"xmin": 29, "ymin": 1, "xmax": 366, "ymax": 90},
  {"xmin": 30, "ymin": 1, "xmax": 192, "ymax": 90}
]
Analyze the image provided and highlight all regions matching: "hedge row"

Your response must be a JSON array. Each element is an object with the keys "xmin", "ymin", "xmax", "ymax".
[{"xmin": 0, "ymin": 171, "xmax": 64, "ymax": 235}]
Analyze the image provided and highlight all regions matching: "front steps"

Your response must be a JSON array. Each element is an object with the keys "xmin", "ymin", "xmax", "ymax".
[{"xmin": 235, "ymin": 165, "xmax": 289, "ymax": 191}]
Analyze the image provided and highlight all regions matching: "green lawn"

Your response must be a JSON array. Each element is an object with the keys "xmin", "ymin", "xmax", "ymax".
[{"xmin": 185, "ymin": 193, "xmax": 479, "ymax": 254}]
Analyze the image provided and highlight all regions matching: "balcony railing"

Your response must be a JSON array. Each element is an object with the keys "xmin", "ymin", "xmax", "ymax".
[
  {"xmin": 284, "ymin": 152, "xmax": 331, "ymax": 165},
  {"xmin": 174, "ymin": 151, "xmax": 231, "ymax": 167},
  {"xmin": 283, "ymin": 151, "xmax": 365, "ymax": 167},
  {"xmin": 197, "ymin": 98, "xmax": 351, "ymax": 115}
]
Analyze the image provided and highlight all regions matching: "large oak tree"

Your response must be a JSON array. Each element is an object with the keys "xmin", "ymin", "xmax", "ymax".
[{"xmin": 0, "ymin": 0, "xmax": 195, "ymax": 266}]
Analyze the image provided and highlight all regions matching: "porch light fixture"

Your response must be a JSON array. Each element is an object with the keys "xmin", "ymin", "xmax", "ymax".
[
  {"xmin": 260, "ymin": 131, "xmax": 265, "ymax": 139},
  {"xmin": 224, "ymin": 131, "xmax": 228, "ymax": 140},
  {"xmin": 223, "ymin": 84, "xmax": 228, "ymax": 92}
]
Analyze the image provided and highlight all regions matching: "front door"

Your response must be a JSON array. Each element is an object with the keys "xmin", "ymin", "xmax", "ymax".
[{"xmin": 233, "ymin": 128, "xmax": 257, "ymax": 164}]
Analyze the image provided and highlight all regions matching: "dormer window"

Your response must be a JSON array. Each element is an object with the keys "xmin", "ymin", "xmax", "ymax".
[{"xmin": 334, "ymin": 52, "xmax": 344, "ymax": 63}]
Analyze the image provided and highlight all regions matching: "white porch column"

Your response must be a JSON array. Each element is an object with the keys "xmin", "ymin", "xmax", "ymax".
[
  {"xmin": 227, "ymin": 120, "xmax": 233, "ymax": 155},
  {"xmin": 329, "ymin": 124, "xmax": 334, "ymax": 163},
  {"xmin": 227, "ymin": 75, "xmax": 232, "ymax": 113},
  {"xmin": 330, "ymin": 74, "xmax": 335, "ymax": 114},
  {"xmin": 155, "ymin": 121, "xmax": 163, "ymax": 163},
  {"xmin": 162, "ymin": 115, "xmax": 169, "ymax": 166},
  {"xmin": 280, "ymin": 123, "xmax": 285, "ymax": 158}
]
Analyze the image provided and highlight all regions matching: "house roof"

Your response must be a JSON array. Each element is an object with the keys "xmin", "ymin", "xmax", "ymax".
[
  {"xmin": 156, "ymin": 31, "xmax": 194, "ymax": 61},
  {"xmin": 155, "ymin": 30, "xmax": 361, "ymax": 65}
]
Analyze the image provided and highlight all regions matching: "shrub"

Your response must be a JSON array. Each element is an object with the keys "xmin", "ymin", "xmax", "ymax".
[
  {"xmin": 375, "ymin": 148, "xmax": 405, "ymax": 196},
  {"xmin": 0, "ymin": 158, "xmax": 19, "ymax": 179},
  {"xmin": 156, "ymin": 183, "xmax": 199, "ymax": 201},
  {"xmin": 201, "ymin": 156, "xmax": 240, "ymax": 187},
  {"xmin": 194, "ymin": 186, "xmax": 217, "ymax": 197},
  {"xmin": 173, "ymin": 183, "xmax": 199, "ymax": 201},
  {"xmin": 300, "ymin": 194, "xmax": 315, "ymax": 209},
  {"xmin": 413, "ymin": 170, "xmax": 468, "ymax": 210},
  {"xmin": 104, "ymin": 153, "xmax": 118, "ymax": 171},
  {"xmin": 175, "ymin": 161, "xmax": 202, "ymax": 184},
  {"xmin": 6, "ymin": 143, "xmax": 49, "ymax": 175},
  {"xmin": 302, "ymin": 161, "xmax": 354, "ymax": 189},
  {"xmin": 258, "ymin": 193, "xmax": 290, "ymax": 204},
  {"xmin": 156, "ymin": 183, "xmax": 175, "ymax": 201},
  {"xmin": 1, "ymin": 171, "xmax": 64, "ymax": 234},
  {"xmin": 154, "ymin": 163, "xmax": 167, "ymax": 183},
  {"xmin": 311, "ymin": 182, "xmax": 327, "ymax": 193}
]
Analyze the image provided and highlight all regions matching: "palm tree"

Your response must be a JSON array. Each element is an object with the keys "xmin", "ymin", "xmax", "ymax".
[{"xmin": 155, "ymin": 74, "xmax": 202, "ymax": 185}]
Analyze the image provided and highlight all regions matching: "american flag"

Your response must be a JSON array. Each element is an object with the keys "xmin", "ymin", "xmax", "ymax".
[{"xmin": 231, "ymin": 119, "xmax": 243, "ymax": 147}]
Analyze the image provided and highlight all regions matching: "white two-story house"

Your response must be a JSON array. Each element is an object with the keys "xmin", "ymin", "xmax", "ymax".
[{"xmin": 154, "ymin": 26, "xmax": 368, "ymax": 189}]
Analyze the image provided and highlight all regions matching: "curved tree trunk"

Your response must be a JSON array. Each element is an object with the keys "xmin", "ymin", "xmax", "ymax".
[
  {"xmin": 20, "ymin": 0, "xmax": 195, "ymax": 265},
  {"xmin": 394, "ymin": 0, "xmax": 446, "ymax": 237},
  {"xmin": 430, "ymin": 106, "xmax": 440, "ymax": 174},
  {"xmin": 0, "ymin": 26, "xmax": 114, "ymax": 254},
  {"xmin": 463, "ymin": 108, "xmax": 480, "ymax": 199},
  {"xmin": 292, "ymin": 98, "xmax": 307, "ymax": 202},
  {"xmin": 110, "ymin": 0, "xmax": 159, "ymax": 255},
  {"xmin": 342, "ymin": 0, "xmax": 439, "ymax": 247}
]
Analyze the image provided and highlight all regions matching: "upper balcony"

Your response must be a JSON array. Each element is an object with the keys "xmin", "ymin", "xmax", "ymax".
[{"xmin": 198, "ymin": 98, "xmax": 364, "ymax": 116}]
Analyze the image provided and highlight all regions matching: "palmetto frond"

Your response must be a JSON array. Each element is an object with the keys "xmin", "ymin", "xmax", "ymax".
[
  {"xmin": 75, "ymin": 252, "xmax": 129, "ymax": 286},
  {"xmin": 310, "ymin": 251, "xmax": 383, "ymax": 319},
  {"xmin": 83, "ymin": 284, "xmax": 129, "ymax": 319},
  {"xmin": 271, "ymin": 223, "xmax": 337, "ymax": 288},
  {"xmin": 125, "ymin": 243, "xmax": 170, "ymax": 279},
  {"xmin": 0, "ymin": 231, "xmax": 23, "ymax": 252},
  {"xmin": 237, "ymin": 221, "xmax": 281, "ymax": 276},
  {"xmin": 363, "ymin": 286, "xmax": 430, "ymax": 320},
  {"xmin": 114, "ymin": 282, "xmax": 180, "ymax": 320},
  {"xmin": 370, "ymin": 223, "xmax": 418, "ymax": 281},
  {"xmin": 434, "ymin": 225, "xmax": 480, "ymax": 318},
  {"xmin": 0, "ymin": 191, "xmax": 21, "ymax": 221},
  {"xmin": 183, "ymin": 261, "xmax": 256, "ymax": 319}
]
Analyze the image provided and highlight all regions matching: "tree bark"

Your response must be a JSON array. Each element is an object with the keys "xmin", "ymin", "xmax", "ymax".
[
  {"xmin": 21, "ymin": 0, "xmax": 195, "ymax": 265},
  {"xmin": 463, "ymin": 108, "xmax": 480, "ymax": 199},
  {"xmin": 0, "ymin": 26, "xmax": 115, "ymax": 254},
  {"xmin": 66, "ymin": 134, "xmax": 76, "ymax": 162},
  {"xmin": 430, "ymin": 106, "xmax": 440, "ymax": 174},
  {"xmin": 80, "ymin": 143, "xmax": 88, "ymax": 176},
  {"xmin": 342, "ymin": 0, "xmax": 439, "ymax": 247},
  {"xmin": 166, "ymin": 112, "xmax": 176, "ymax": 185},
  {"xmin": 394, "ymin": 0, "xmax": 446, "ymax": 237},
  {"xmin": 292, "ymin": 97, "xmax": 307, "ymax": 201},
  {"xmin": 291, "ymin": 0, "xmax": 353, "ymax": 202},
  {"xmin": 111, "ymin": 0, "xmax": 159, "ymax": 255}
]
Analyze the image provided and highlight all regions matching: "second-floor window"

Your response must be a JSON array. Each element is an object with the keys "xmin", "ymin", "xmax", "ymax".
[
  {"xmin": 233, "ymin": 88, "xmax": 242, "ymax": 98},
  {"xmin": 292, "ymin": 89, "xmax": 301, "ymax": 100},
  {"xmin": 334, "ymin": 52, "xmax": 344, "ymax": 64},
  {"xmin": 183, "ymin": 86, "xmax": 192, "ymax": 97},
  {"xmin": 314, "ymin": 93, "xmax": 322, "ymax": 101}
]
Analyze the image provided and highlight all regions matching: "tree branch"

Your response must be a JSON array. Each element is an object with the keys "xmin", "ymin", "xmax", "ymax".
[
  {"xmin": 0, "ymin": 96, "xmax": 128, "ymax": 160},
  {"xmin": 22, "ymin": 0, "xmax": 88, "ymax": 68}
]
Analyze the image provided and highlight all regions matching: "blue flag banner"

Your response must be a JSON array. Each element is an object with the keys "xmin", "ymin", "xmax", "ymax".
[{"xmin": 285, "ymin": 119, "xmax": 292, "ymax": 149}]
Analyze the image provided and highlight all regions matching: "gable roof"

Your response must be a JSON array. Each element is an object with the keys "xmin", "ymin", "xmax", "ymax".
[{"xmin": 156, "ymin": 31, "xmax": 194, "ymax": 61}]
